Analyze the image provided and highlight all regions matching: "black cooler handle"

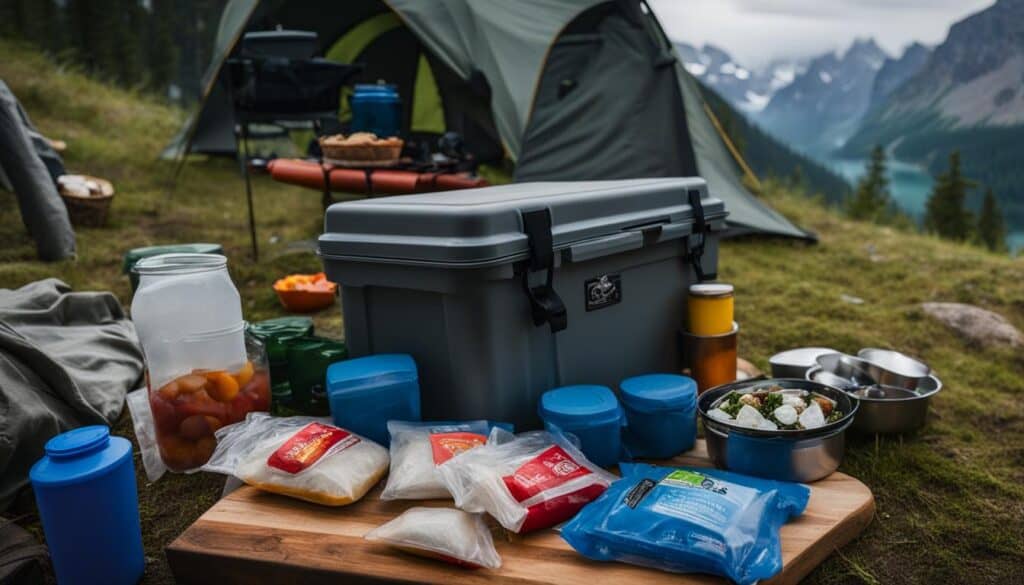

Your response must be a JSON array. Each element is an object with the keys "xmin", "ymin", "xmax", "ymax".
[
  {"xmin": 521, "ymin": 208, "xmax": 568, "ymax": 333},
  {"xmin": 686, "ymin": 188, "xmax": 717, "ymax": 282}
]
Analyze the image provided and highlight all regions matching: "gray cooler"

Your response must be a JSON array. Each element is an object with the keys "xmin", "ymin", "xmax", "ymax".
[{"xmin": 319, "ymin": 178, "xmax": 727, "ymax": 429}]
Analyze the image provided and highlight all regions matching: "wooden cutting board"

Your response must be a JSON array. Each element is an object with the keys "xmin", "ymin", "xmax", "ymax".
[{"xmin": 167, "ymin": 441, "xmax": 874, "ymax": 585}]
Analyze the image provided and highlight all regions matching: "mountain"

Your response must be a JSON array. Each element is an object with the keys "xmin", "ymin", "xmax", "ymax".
[
  {"xmin": 698, "ymin": 84, "xmax": 852, "ymax": 203},
  {"xmin": 757, "ymin": 38, "xmax": 888, "ymax": 154},
  {"xmin": 867, "ymin": 42, "xmax": 931, "ymax": 112},
  {"xmin": 675, "ymin": 42, "xmax": 798, "ymax": 113},
  {"xmin": 841, "ymin": 0, "xmax": 1024, "ymax": 231}
]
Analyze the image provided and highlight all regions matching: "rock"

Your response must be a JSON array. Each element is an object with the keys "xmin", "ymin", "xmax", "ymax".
[
  {"xmin": 921, "ymin": 302, "xmax": 1023, "ymax": 348},
  {"xmin": 841, "ymin": 294, "xmax": 865, "ymax": 305}
]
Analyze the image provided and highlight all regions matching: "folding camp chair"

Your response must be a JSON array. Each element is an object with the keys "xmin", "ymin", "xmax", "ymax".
[{"xmin": 224, "ymin": 30, "xmax": 360, "ymax": 260}]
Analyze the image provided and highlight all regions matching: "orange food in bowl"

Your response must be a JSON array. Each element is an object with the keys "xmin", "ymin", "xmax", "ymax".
[{"xmin": 273, "ymin": 272, "xmax": 337, "ymax": 313}]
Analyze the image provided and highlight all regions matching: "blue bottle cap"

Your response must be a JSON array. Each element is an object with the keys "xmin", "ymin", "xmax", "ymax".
[
  {"xmin": 539, "ymin": 385, "xmax": 622, "ymax": 428},
  {"xmin": 45, "ymin": 425, "xmax": 110, "ymax": 459},
  {"xmin": 619, "ymin": 374, "xmax": 697, "ymax": 413},
  {"xmin": 326, "ymin": 354, "xmax": 417, "ymax": 397}
]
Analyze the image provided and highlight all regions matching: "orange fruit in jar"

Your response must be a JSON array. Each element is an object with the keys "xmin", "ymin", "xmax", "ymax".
[
  {"xmin": 176, "ymin": 390, "xmax": 229, "ymax": 421},
  {"xmin": 205, "ymin": 371, "xmax": 240, "ymax": 402},
  {"xmin": 177, "ymin": 374, "xmax": 208, "ymax": 395},
  {"xmin": 233, "ymin": 361, "xmax": 254, "ymax": 387},
  {"xmin": 193, "ymin": 436, "xmax": 217, "ymax": 467},
  {"xmin": 157, "ymin": 435, "xmax": 196, "ymax": 471},
  {"xmin": 179, "ymin": 414, "xmax": 223, "ymax": 441},
  {"xmin": 157, "ymin": 380, "xmax": 180, "ymax": 401}
]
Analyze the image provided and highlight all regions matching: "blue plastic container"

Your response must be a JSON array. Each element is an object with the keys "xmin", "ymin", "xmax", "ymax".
[
  {"xmin": 350, "ymin": 83, "xmax": 402, "ymax": 138},
  {"xmin": 30, "ymin": 426, "xmax": 144, "ymax": 585},
  {"xmin": 326, "ymin": 353, "xmax": 421, "ymax": 445},
  {"xmin": 538, "ymin": 385, "xmax": 624, "ymax": 468},
  {"xmin": 619, "ymin": 374, "xmax": 697, "ymax": 459}
]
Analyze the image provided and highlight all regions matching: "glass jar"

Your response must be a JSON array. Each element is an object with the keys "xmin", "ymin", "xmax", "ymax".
[{"xmin": 132, "ymin": 254, "xmax": 270, "ymax": 471}]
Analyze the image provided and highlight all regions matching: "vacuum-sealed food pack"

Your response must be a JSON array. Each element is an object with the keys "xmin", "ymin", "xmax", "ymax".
[
  {"xmin": 203, "ymin": 413, "xmax": 388, "ymax": 506},
  {"xmin": 381, "ymin": 420, "xmax": 512, "ymax": 500},
  {"xmin": 365, "ymin": 507, "xmax": 501, "ymax": 569},
  {"xmin": 561, "ymin": 463, "xmax": 809, "ymax": 585},
  {"xmin": 437, "ymin": 428, "xmax": 616, "ymax": 533}
]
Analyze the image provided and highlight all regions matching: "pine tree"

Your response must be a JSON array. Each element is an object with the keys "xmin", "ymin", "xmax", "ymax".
[
  {"xmin": 847, "ymin": 145, "xmax": 890, "ymax": 222},
  {"xmin": 924, "ymin": 151, "xmax": 973, "ymax": 241},
  {"xmin": 977, "ymin": 188, "xmax": 1007, "ymax": 252}
]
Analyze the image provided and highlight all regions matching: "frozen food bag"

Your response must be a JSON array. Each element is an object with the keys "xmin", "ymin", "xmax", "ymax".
[
  {"xmin": 436, "ymin": 428, "xmax": 616, "ymax": 533},
  {"xmin": 365, "ymin": 507, "xmax": 502, "ymax": 569},
  {"xmin": 561, "ymin": 463, "xmax": 810, "ymax": 585},
  {"xmin": 202, "ymin": 413, "xmax": 388, "ymax": 506},
  {"xmin": 381, "ymin": 420, "xmax": 513, "ymax": 500}
]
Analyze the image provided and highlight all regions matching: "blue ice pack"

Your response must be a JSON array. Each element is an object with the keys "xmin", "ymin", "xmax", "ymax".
[{"xmin": 561, "ymin": 463, "xmax": 810, "ymax": 584}]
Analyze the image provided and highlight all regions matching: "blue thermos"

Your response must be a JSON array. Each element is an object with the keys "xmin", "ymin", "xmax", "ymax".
[
  {"xmin": 350, "ymin": 83, "xmax": 402, "ymax": 138},
  {"xmin": 30, "ymin": 426, "xmax": 144, "ymax": 585}
]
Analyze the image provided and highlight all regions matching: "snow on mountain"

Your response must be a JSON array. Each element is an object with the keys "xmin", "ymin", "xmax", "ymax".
[{"xmin": 674, "ymin": 42, "xmax": 797, "ymax": 113}]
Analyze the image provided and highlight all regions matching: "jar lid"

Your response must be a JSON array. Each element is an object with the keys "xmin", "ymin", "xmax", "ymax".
[
  {"xmin": 689, "ymin": 283, "xmax": 734, "ymax": 297},
  {"xmin": 45, "ymin": 425, "xmax": 110, "ymax": 458},
  {"xmin": 619, "ymin": 374, "xmax": 697, "ymax": 413},
  {"xmin": 539, "ymin": 385, "xmax": 622, "ymax": 428}
]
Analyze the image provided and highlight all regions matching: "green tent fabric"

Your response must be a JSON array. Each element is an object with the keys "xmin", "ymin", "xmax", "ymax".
[{"xmin": 165, "ymin": 0, "xmax": 812, "ymax": 240}]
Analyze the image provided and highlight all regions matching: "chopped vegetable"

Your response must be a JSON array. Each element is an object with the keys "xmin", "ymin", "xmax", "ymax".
[{"xmin": 707, "ymin": 386, "xmax": 841, "ymax": 431}]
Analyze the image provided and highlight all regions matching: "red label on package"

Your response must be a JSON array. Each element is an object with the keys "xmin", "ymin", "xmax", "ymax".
[
  {"xmin": 429, "ymin": 432, "xmax": 487, "ymax": 465},
  {"xmin": 502, "ymin": 445, "xmax": 592, "ymax": 503},
  {"xmin": 266, "ymin": 423, "xmax": 359, "ymax": 474},
  {"xmin": 518, "ymin": 483, "xmax": 608, "ymax": 533}
]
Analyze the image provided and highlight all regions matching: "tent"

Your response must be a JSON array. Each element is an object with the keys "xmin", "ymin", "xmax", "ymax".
[{"xmin": 166, "ymin": 0, "xmax": 812, "ymax": 240}]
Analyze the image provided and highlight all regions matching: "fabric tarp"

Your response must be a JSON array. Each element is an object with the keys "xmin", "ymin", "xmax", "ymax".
[
  {"xmin": 0, "ymin": 80, "xmax": 76, "ymax": 260},
  {"xmin": 0, "ymin": 279, "xmax": 143, "ymax": 510}
]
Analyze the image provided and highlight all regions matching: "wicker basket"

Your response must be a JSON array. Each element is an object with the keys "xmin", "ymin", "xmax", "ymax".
[{"xmin": 59, "ymin": 175, "xmax": 114, "ymax": 228}]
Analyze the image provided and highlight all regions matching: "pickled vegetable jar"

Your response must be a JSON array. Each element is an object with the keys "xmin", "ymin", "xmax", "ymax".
[{"xmin": 132, "ymin": 254, "xmax": 270, "ymax": 471}]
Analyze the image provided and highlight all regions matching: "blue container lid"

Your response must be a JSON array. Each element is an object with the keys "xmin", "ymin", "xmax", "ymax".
[
  {"xmin": 619, "ymin": 374, "xmax": 697, "ymax": 413},
  {"xmin": 30, "ymin": 426, "xmax": 132, "ymax": 487},
  {"xmin": 539, "ymin": 385, "xmax": 622, "ymax": 429},
  {"xmin": 326, "ymin": 353, "xmax": 417, "ymax": 399}
]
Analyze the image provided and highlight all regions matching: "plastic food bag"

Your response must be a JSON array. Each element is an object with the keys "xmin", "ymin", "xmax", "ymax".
[
  {"xmin": 437, "ymin": 428, "xmax": 616, "ymax": 533},
  {"xmin": 381, "ymin": 420, "xmax": 512, "ymax": 500},
  {"xmin": 202, "ymin": 413, "xmax": 388, "ymax": 506},
  {"xmin": 365, "ymin": 507, "xmax": 502, "ymax": 569},
  {"xmin": 561, "ymin": 463, "xmax": 810, "ymax": 585}
]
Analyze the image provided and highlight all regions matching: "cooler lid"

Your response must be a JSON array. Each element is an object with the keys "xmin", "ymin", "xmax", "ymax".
[
  {"xmin": 326, "ymin": 353, "xmax": 418, "ymax": 397},
  {"xmin": 319, "ymin": 179, "xmax": 727, "ymax": 266},
  {"xmin": 619, "ymin": 374, "xmax": 697, "ymax": 412},
  {"xmin": 539, "ymin": 385, "xmax": 623, "ymax": 428}
]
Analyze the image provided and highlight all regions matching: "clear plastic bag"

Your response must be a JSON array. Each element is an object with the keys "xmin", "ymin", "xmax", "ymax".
[
  {"xmin": 126, "ymin": 387, "xmax": 167, "ymax": 482},
  {"xmin": 381, "ymin": 420, "xmax": 512, "ymax": 500},
  {"xmin": 436, "ymin": 428, "xmax": 616, "ymax": 533},
  {"xmin": 201, "ymin": 412, "xmax": 389, "ymax": 506},
  {"xmin": 561, "ymin": 463, "xmax": 810, "ymax": 585},
  {"xmin": 365, "ymin": 507, "xmax": 502, "ymax": 569}
]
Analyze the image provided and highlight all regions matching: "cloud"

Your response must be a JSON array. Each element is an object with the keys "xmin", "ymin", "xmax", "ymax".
[{"xmin": 648, "ymin": 0, "xmax": 995, "ymax": 68}]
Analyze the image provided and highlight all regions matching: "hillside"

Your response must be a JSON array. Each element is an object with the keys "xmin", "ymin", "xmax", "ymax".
[{"xmin": 2, "ymin": 41, "xmax": 1024, "ymax": 585}]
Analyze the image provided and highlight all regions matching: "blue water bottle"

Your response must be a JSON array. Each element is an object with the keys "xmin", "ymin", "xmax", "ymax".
[
  {"xmin": 350, "ymin": 83, "xmax": 402, "ymax": 138},
  {"xmin": 30, "ymin": 426, "xmax": 144, "ymax": 585}
]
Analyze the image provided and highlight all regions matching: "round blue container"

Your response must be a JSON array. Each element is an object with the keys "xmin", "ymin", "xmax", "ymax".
[
  {"xmin": 30, "ymin": 426, "xmax": 144, "ymax": 585},
  {"xmin": 538, "ymin": 385, "xmax": 624, "ymax": 468},
  {"xmin": 619, "ymin": 374, "xmax": 697, "ymax": 459},
  {"xmin": 326, "ymin": 353, "xmax": 421, "ymax": 445},
  {"xmin": 349, "ymin": 84, "xmax": 402, "ymax": 138}
]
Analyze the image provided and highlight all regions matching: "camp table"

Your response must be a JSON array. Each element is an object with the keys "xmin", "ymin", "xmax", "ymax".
[{"xmin": 166, "ymin": 440, "xmax": 874, "ymax": 584}]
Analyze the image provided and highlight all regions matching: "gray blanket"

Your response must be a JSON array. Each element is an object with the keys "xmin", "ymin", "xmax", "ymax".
[{"xmin": 0, "ymin": 279, "xmax": 143, "ymax": 510}]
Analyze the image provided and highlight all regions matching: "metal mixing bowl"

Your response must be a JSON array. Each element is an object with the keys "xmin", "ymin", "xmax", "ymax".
[
  {"xmin": 857, "ymin": 348, "xmax": 931, "ymax": 390},
  {"xmin": 807, "ymin": 363, "xmax": 943, "ymax": 434},
  {"xmin": 698, "ymin": 379, "xmax": 858, "ymax": 482}
]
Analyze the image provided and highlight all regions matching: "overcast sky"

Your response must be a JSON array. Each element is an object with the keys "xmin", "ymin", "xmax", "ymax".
[{"xmin": 648, "ymin": 0, "xmax": 995, "ymax": 69}]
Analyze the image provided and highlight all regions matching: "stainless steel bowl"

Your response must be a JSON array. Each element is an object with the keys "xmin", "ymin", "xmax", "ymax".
[
  {"xmin": 857, "ymin": 348, "xmax": 931, "ymax": 390},
  {"xmin": 807, "ymin": 363, "xmax": 943, "ymax": 434},
  {"xmin": 769, "ymin": 347, "xmax": 839, "ymax": 378},
  {"xmin": 698, "ymin": 379, "xmax": 858, "ymax": 482}
]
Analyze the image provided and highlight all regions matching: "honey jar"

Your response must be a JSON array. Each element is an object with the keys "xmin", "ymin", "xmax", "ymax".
[{"xmin": 687, "ymin": 283, "xmax": 735, "ymax": 335}]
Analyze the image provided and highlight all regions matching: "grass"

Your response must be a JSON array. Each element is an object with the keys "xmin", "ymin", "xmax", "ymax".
[{"xmin": 2, "ymin": 40, "xmax": 1023, "ymax": 584}]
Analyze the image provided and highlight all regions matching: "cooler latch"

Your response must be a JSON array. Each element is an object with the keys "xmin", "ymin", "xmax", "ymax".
[
  {"xmin": 686, "ymin": 188, "xmax": 717, "ymax": 282},
  {"xmin": 521, "ymin": 208, "xmax": 568, "ymax": 333}
]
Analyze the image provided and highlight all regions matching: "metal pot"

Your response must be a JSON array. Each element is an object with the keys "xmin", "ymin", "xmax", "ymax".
[
  {"xmin": 857, "ymin": 348, "xmax": 931, "ymax": 390},
  {"xmin": 698, "ymin": 379, "xmax": 858, "ymax": 482},
  {"xmin": 807, "ymin": 365, "xmax": 942, "ymax": 434},
  {"xmin": 768, "ymin": 347, "xmax": 839, "ymax": 378}
]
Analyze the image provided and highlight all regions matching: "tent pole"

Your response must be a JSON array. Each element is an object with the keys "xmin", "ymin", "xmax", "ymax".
[{"xmin": 239, "ymin": 121, "xmax": 259, "ymax": 261}]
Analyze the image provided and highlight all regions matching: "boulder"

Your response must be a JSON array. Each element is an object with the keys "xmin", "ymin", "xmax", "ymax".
[{"xmin": 921, "ymin": 302, "xmax": 1023, "ymax": 348}]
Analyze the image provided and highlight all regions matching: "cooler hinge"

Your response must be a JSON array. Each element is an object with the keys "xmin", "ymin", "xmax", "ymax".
[
  {"xmin": 686, "ymin": 188, "xmax": 717, "ymax": 282},
  {"xmin": 521, "ymin": 208, "xmax": 567, "ymax": 333}
]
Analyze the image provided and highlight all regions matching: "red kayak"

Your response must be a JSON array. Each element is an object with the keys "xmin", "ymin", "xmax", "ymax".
[{"xmin": 266, "ymin": 159, "xmax": 488, "ymax": 194}]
